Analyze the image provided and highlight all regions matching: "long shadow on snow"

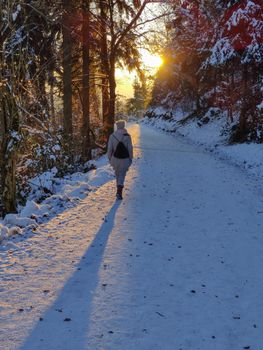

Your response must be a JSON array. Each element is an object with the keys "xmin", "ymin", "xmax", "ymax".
[{"xmin": 19, "ymin": 200, "xmax": 121, "ymax": 350}]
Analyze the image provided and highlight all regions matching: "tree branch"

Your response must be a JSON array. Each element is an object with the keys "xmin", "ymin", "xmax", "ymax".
[
  {"xmin": 114, "ymin": 0, "xmax": 149, "ymax": 50},
  {"xmin": 131, "ymin": 12, "xmax": 172, "ymax": 30}
]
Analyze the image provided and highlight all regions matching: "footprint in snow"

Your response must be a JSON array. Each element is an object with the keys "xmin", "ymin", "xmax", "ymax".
[
  {"xmin": 96, "ymin": 334, "xmax": 104, "ymax": 338},
  {"xmin": 233, "ymin": 315, "xmax": 240, "ymax": 320},
  {"xmin": 55, "ymin": 308, "xmax": 63, "ymax": 313}
]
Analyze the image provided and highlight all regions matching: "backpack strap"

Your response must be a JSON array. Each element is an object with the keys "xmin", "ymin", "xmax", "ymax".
[
  {"xmin": 113, "ymin": 134, "xmax": 127, "ymax": 142},
  {"xmin": 112, "ymin": 134, "xmax": 124, "ymax": 153},
  {"xmin": 113, "ymin": 134, "xmax": 120, "ymax": 142}
]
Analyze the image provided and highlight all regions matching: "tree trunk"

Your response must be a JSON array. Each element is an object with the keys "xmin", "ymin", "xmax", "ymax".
[
  {"xmin": 62, "ymin": 0, "xmax": 73, "ymax": 136},
  {"xmin": 2, "ymin": 150, "xmax": 17, "ymax": 214},
  {"xmin": 0, "ymin": 95, "xmax": 5, "ymax": 213},
  {"xmin": 49, "ymin": 71, "xmax": 56, "ymax": 127},
  {"xmin": 107, "ymin": 54, "xmax": 116, "ymax": 139},
  {"xmin": 229, "ymin": 70, "xmax": 234, "ymax": 122},
  {"xmin": 82, "ymin": 0, "xmax": 91, "ymax": 160},
  {"xmin": 101, "ymin": 77, "xmax": 110, "ymax": 133},
  {"xmin": 99, "ymin": 0, "xmax": 110, "ymax": 142},
  {"xmin": 0, "ymin": 92, "xmax": 19, "ymax": 215},
  {"xmin": 38, "ymin": 55, "xmax": 49, "ymax": 119},
  {"xmin": 238, "ymin": 63, "xmax": 248, "ymax": 141},
  {"xmin": 98, "ymin": 0, "xmax": 148, "ymax": 141}
]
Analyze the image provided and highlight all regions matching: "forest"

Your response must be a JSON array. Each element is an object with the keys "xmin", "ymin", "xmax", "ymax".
[
  {"xmin": 1, "ymin": 2, "xmax": 263, "ymax": 348},
  {"xmin": 149, "ymin": 0, "xmax": 262, "ymax": 143},
  {"xmin": 0, "ymin": 0, "xmax": 262, "ymax": 216}
]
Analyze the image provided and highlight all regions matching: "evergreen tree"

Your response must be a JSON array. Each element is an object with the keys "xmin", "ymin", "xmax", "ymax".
[
  {"xmin": 127, "ymin": 77, "xmax": 147, "ymax": 117},
  {"xmin": 150, "ymin": 0, "xmax": 263, "ymax": 142}
]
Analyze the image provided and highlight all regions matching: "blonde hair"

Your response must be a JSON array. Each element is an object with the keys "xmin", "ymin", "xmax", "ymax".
[{"xmin": 115, "ymin": 120, "xmax": 126, "ymax": 129}]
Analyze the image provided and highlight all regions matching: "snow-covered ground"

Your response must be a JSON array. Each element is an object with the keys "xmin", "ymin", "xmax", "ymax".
[
  {"xmin": 143, "ymin": 107, "xmax": 263, "ymax": 178},
  {"xmin": 0, "ymin": 156, "xmax": 114, "ymax": 242},
  {"xmin": 1, "ymin": 123, "xmax": 263, "ymax": 350}
]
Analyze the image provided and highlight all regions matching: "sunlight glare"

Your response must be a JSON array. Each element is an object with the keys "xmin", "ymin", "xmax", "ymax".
[
  {"xmin": 115, "ymin": 51, "xmax": 163, "ymax": 99},
  {"xmin": 140, "ymin": 50, "xmax": 163, "ymax": 70}
]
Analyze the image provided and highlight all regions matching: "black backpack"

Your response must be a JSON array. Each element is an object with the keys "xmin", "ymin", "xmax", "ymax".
[{"xmin": 113, "ymin": 134, "xmax": 130, "ymax": 159}]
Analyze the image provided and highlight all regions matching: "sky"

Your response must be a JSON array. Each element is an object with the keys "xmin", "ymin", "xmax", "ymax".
[
  {"xmin": 116, "ymin": 68, "xmax": 137, "ymax": 100},
  {"xmin": 115, "ymin": 3, "xmax": 168, "ymax": 100},
  {"xmin": 116, "ymin": 50, "xmax": 163, "ymax": 100}
]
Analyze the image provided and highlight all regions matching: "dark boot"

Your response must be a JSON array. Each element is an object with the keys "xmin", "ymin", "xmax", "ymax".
[{"xmin": 116, "ymin": 185, "xmax": 123, "ymax": 200}]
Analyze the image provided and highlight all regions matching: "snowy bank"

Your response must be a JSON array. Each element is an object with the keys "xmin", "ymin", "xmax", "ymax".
[
  {"xmin": 143, "ymin": 107, "xmax": 263, "ymax": 178},
  {"xmin": 0, "ymin": 156, "xmax": 114, "ymax": 243}
]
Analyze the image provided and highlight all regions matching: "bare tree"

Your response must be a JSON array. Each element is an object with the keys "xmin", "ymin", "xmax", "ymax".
[
  {"xmin": 62, "ymin": 0, "xmax": 73, "ymax": 136},
  {"xmin": 81, "ymin": 0, "xmax": 92, "ymax": 160}
]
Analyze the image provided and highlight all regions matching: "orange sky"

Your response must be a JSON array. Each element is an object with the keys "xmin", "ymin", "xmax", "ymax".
[{"xmin": 116, "ymin": 50, "xmax": 163, "ymax": 99}]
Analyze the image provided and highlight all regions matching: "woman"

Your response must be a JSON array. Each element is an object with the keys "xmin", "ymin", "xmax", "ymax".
[{"xmin": 107, "ymin": 120, "xmax": 133, "ymax": 199}]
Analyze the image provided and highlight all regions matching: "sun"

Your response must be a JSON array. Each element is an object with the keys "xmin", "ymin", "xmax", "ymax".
[
  {"xmin": 115, "ymin": 51, "xmax": 163, "ymax": 80},
  {"xmin": 115, "ymin": 50, "xmax": 163, "ymax": 98},
  {"xmin": 140, "ymin": 50, "xmax": 163, "ymax": 70}
]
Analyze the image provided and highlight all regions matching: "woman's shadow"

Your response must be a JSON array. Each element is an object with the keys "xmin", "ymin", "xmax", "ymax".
[{"xmin": 20, "ymin": 200, "xmax": 121, "ymax": 350}]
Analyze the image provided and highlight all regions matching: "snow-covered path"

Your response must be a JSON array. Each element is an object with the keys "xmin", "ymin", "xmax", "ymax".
[{"xmin": 1, "ymin": 124, "xmax": 263, "ymax": 350}]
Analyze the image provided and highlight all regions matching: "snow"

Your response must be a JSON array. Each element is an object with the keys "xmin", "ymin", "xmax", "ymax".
[
  {"xmin": 0, "ymin": 224, "xmax": 11, "ymax": 241},
  {"xmin": 1, "ymin": 124, "xmax": 263, "ymax": 350},
  {"xmin": 205, "ymin": 0, "xmax": 263, "ymax": 66},
  {"xmin": 52, "ymin": 144, "xmax": 61, "ymax": 152},
  {"xmin": 217, "ymin": 143, "xmax": 263, "ymax": 177},
  {"xmin": 207, "ymin": 38, "xmax": 236, "ymax": 65},
  {"xmin": 257, "ymin": 100, "xmax": 263, "ymax": 109},
  {"xmin": 0, "ymin": 223, "xmax": 23, "ymax": 242},
  {"xmin": 143, "ymin": 108, "xmax": 263, "ymax": 178},
  {"xmin": 20, "ymin": 201, "xmax": 49, "ymax": 218},
  {"xmin": 29, "ymin": 167, "xmax": 58, "ymax": 193},
  {"xmin": 4, "ymin": 214, "xmax": 37, "ymax": 228},
  {"xmin": 0, "ymin": 156, "xmax": 114, "ymax": 242},
  {"xmin": 12, "ymin": 4, "xmax": 21, "ymax": 22}
]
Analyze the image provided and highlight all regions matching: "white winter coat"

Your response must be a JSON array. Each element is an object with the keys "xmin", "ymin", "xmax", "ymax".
[{"xmin": 107, "ymin": 129, "xmax": 133, "ymax": 171}]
